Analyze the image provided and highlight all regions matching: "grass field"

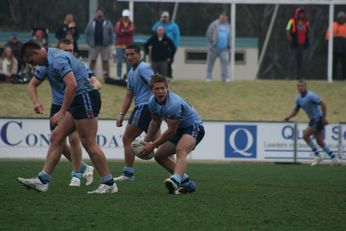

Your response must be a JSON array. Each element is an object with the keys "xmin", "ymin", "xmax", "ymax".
[
  {"xmin": 0, "ymin": 80, "xmax": 346, "ymax": 122},
  {"xmin": 1, "ymin": 160, "xmax": 345, "ymax": 231}
]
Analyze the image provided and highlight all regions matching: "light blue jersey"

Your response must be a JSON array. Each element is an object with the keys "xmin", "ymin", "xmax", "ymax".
[
  {"xmin": 148, "ymin": 91, "xmax": 202, "ymax": 128},
  {"xmin": 216, "ymin": 24, "xmax": 229, "ymax": 49},
  {"xmin": 295, "ymin": 91, "xmax": 322, "ymax": 120},
  {"xmin": 127, "ymin": 61, "xmax": 154, "ymax": 106},
  {"xmin": 34, "ymin": 48, "xmax": 95, "ymax": 105}
]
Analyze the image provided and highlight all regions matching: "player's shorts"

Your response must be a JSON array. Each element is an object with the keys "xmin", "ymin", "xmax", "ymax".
[
  {"xmin": 308, "ymin": 116, "xmax": 325, "ymax": 131},
  {"xmin": 68, "ymin": 90, "xmax": 101, "ymax": 120},
  {"xmin": 89, "ymin": 46, "xmax": 111, "ymax": 61},
  {"xmin": 169, "ymin": 124, "xmax": 205, "ymax": 148},
  {"xmin": 128, "ymin": 104, "xmax": 152, "ymax": 132}
]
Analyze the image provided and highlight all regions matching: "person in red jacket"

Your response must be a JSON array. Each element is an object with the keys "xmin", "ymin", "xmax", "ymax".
[
  {"xmin": 115, "ymin": 9, "xmax": 135, "ymax": 80},
  {"xmin": 286, "ymin": 8, "xmax": 310, "ymax": 80},
  {"xmin": 326, "ymin": 11, "xmax": 346, "ymax": 80}
]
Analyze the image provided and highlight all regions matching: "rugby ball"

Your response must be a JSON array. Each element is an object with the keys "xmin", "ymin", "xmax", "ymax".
[{"xmin": 131, "ymin": 140, "xmax": 155, "ymax": 160}]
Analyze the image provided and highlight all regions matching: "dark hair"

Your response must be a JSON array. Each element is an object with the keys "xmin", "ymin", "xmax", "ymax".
[
  {"xmin": 149, "ymin": 74, "xmax": 168, "ymax": 89},
  {"xmin": 126, "ymin": 44, "xmax": 141, "ymax": 53},
  {"xmin": 297, "ymin": 79, "xmax": 306, "ymax": 86},
  {"xmin": 57, "ymin": 38, "xmax": 72, "ymax": 48},
  {"xmin": 20, "ymin": 41, "xmax": 41, "ymax": 61}
]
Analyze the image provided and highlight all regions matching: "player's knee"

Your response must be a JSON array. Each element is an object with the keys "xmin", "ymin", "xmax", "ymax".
[
  {"xmin": 50, "ymin": 131, "xmax": 64, "ymax": 145},
  {"xmin": 68, "ymin": 135, "xmax": 79, "ymax": 146}
]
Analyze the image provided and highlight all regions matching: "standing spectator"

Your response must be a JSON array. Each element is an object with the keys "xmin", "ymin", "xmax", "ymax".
[
  {"xmin": 286, "ymin": 8, "xmax": 310, "ymax": 80},
  {"xmin": 55, "ymin": 14, "xmax": 80, "ymax": 55},
  {"xmin": 144, "ymin": 26, "xmax": 176, "ymax": 77},
  {"xmin": 115, "ymin": 9, "xmax": 135, "ymax": 80},
  {"xmin": 151, "ymin": 11, "xmax": 180, "ymax": 80},
  {"xmin": 5, "ymin": 32, "xmax": 23, "ymax": 72},
  {"xmin": 205, "ymin": 13, "xmax": 231, "ymax": 82},
  {"xmin": 0, "ymin": 46, "xmax": 18, "ymax": 82},
  {"xmin": 326, "ymin": 11, "xmax": 346, "ymax": 80},
  {"xmin": 85, "ymin": 9, "xmax": 114, "ymax": 80}
]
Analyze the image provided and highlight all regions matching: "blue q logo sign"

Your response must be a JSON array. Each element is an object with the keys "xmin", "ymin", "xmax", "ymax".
[{"xmin": 225, "ymin": 125, "xmax": 257, "ymax": 158}]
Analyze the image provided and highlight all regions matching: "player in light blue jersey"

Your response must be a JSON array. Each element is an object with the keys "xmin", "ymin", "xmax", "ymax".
[
  {"xmin": 140, "ymin": 74, "xmax": 205, "ymax": 194},
  {"xmin": 26, "ymin": 39, "xmax": 101, "ymax": 187},
  {"xmin": 18, "ymin": 41, "xmax": 117, "ymax": 193},
  {"xmin": 114, "ymin": 44, "xmax": 160, "ymax": 182},
  {"xmin": 284, "ymin": 80, "xmax": 340, "ymax": 166}
]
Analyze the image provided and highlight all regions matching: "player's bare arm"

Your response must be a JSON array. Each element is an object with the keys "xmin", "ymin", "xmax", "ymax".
[
  {"xmin": 116, "ymin": 90, "xmax": 134, "ymax": 127},
  {"xmin": 284, "ymin": 107, "xmax": 300, "ymax": 121},
  {"xmin": 28, "ymin": 77, "xmax": 44, "ymax": 114},
  {"xmin": 50, "ymin": 72, "xmax": 76, "ymax": 126},
  {"xmin": 90, "ymin": 76, "xmax": 102, "ymax": 90}
]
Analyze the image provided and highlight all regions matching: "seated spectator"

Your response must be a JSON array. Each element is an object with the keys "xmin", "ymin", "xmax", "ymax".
[
  {"xmin": 5, "ymin": 32, "xmax": 23, "ymax": 71},
  {"xmin": 0, "ymin": 46, "xmax": 18, "ymax": 82},
  {"xmin": 144, "ymin": 26, "xmax": 176, "ymax": 77},
  {"xmin": 31, "ymin": 28, "xmax": 48, "ymax": 47}
]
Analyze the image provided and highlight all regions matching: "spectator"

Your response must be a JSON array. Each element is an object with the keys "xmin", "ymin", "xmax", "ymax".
[
  {"xmin": 84, "ymin": 9, "xmax": 114, "ymax": 80},
  {"xmin": 286, "ymin": 8, "xmax": 310, "ymax": 80},
  {"xmin": 5, "ymin": 32, "xmax": 23, "ymax": 72},
  {"xmin": 115, "ymin": 9, "xmax": 135, "ymax": 80},
  {"xmin": 151, "ymin": 11, "xmax": 180, "ymax": 80},
  {"xmin": 326, "ymin": 11, "xmax": 346, "ymax": 80},
  {"xmin": 55, "ymin": 14, "xmax": 80, "ymax": 55},
  {"xmin": 144, "ymin": 26, "xmax": 176, "ymax": 77},
  {"xmin": 205, "ymin": 12, "xmax": 231, "ymax": 82},
  {"xmin": 31, "ymin": 28, "xmax": 48, "ymax": 48},
  {"xmin": 0, "ymin": 46, "xmax": 18, "ymax": 82}
]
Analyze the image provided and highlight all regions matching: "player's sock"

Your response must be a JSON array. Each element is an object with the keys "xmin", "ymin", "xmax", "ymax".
[
  {"xmin": 71, "ymin": 172, "xmax": 81, "ymax": 179},
  {"xmin": 38, "ymin": 171, "xmax": 51, "ymax": 184},
  {"xmin": 322, "ymin": 145, "xmax": 335, "ymax": 159},
  {"xmin": 123, "ymin": 166, "xmax": 134, "ymax": 177},
  {"xmin": 101, "ymin": 175, "xmax": 114, "ymax": 186},
  {"xmin": 79, "ymin": 162, "xmax": 88, "ymax": 174},
  {"xmin": 308, "ymin": 142, "xmax": 320, "ymax": 156},
  {"xmin": 181, "ymin": 173, "xmax": 189, "ymax": 184},
  {"xmin": 171, "ymin": 173, "xmax": 182, "ymax": 186}
]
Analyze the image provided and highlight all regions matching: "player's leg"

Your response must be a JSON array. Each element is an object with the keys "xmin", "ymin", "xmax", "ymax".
[
  {"xmin": 303, "ymin": 126, "xmax": 321, "ymax": 166},
  {"xmin": 68, "ymin": 131, "xmax": 95, "ymax": 186},
  {"xmin": 220, "ymin": 49, "xmax": 230, "ymax": 82},
  {"xmin": 18, "ymin": 112, "xmax": 76, "ymax": 192},
  {"xmin": 88, "ymin": 46, "xmax": 98, "ymax": 72},
  {"xmin": 114, "ymin": 124, "xmax": 143, "ymax": 181},
  {"xmin": 75, "ymin": 117, "xmax": 117, "ymax": 193},
  {"xmin": 206, "ymin": 47, "xmax": 218, "ymax": 81},
  {"xmin": 315, "ymin": 129, "xmax": 340, "ymax": 166}
]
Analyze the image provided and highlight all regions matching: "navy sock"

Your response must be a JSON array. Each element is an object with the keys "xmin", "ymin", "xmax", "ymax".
[
  {"xmin": 102, "ymin": 175, "xmax": 114, "ymax": 186},
  {"xmin": 38, "ymin": 171, "xmax": 51, "ymax": 184}
]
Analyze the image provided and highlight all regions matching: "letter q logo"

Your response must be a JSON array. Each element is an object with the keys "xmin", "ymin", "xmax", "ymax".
[{"xmin": 225, "ymin": 125, "xmax": 257, "ymax": 158}]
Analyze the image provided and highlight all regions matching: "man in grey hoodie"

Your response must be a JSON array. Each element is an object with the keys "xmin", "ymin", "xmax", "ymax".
[
  {"xmin": 206, "ymin": 13, "xmax": 231, "ymax": 82},
  {"xmin": 85, "ymin": 9, "xmax": 114, "ymax": 80}
]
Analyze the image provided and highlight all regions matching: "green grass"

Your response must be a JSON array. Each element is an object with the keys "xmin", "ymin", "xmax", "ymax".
[
  {"xmin": 0, "ymin": 80, "xmax": 345, "ymax": 122},
  {"xmin": 1, "ymin": 160, "xmax": 345, "ymax": 231}
]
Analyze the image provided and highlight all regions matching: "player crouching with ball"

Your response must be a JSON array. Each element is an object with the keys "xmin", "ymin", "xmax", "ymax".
[{"xmin": 139, "ymin": 74, "xmax": 205, "ymax": 194}]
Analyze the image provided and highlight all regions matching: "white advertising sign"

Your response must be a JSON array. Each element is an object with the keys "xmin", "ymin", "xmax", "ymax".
[{"xmin": 0, "ymin": 119, "xmax": 344, "ymax": 163}]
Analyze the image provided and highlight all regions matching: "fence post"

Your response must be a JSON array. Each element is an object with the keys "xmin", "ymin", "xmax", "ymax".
[
  {"xmin": 293, "ymin": 122, "xmax": 298, "ymax": 163},
  {"xmin": 338, "ymin": 123, "xmax": 342, "ymax": 159}
]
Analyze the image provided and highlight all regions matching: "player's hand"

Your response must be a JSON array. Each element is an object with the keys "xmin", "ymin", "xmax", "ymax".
[
  {"xmin": 116, "ymin": 115, "xmax": 123, "ymax": 127},
  {"xmin": 284, "ymin": 116, "xmax": 290, "ymax": 121},
  {"xmin": 33, "ymin": 102, "xmax": 44, "ymax": 114},
  {"xmin": 322, "ymin": 117, "xmax": 329, "ymax": 125},
  {"xmin": 139, "ymin": 141, "xmax": 155, "ymax": 156},
  {"xmin": 50, "ymin": 111, "xmax": 65, "ymax": 128}
]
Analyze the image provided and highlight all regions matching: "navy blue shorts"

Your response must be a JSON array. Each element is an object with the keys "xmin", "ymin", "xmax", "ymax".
[
  {"xmin": 128, "ymin": 104, "xmax": 152, "ymax": 132},
  {"xmin": 308, "ymin": 117, "xmax": 325, "ymax": 131},
  {"xmin": 69, "ymin": 90, "xmax": 101, "ymax": 120},
  {"xmin": 50, "ymin": 104, "xmax": 62, "ymax": 130},
  {"xmin": 169, "ymin": 124, "xmax": 205, "ymax": 148}
]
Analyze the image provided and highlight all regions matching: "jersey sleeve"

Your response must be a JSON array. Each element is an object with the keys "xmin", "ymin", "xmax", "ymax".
[
  {"xmin": 53, "ymin": 56, "xmax": 72, "ymax": 78},
  {"xmin": 309, "ymin": 92, "xmax": 321, "ymax": 104},
  {"xmin": 139, "ymin": 65, "xmax": 154, "ymax": 84},
  {"xmin": 167, "ymin": 103, "xmax": 182, "ymax": 120},
  {"xmin": 34, "ymin": 66, "xmax": 47, "ymax": 81},
  {"xmin": 295, "ymin": 96, "xmax": 301, "ymax": 109}
]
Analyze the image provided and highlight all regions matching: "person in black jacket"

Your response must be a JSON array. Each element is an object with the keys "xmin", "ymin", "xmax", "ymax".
[
  {"xmin": 144, "ymin": 26, "xmax": 176, "ymax": 77},
  {"xmin": 55, "ymin": 14, "xmax": 80, "ymax": 55}
]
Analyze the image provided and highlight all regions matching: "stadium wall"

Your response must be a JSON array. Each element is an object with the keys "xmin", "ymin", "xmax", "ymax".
[{"xmin": 0, "ymin": 118, "xmax": 345, "ymax": 163}]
